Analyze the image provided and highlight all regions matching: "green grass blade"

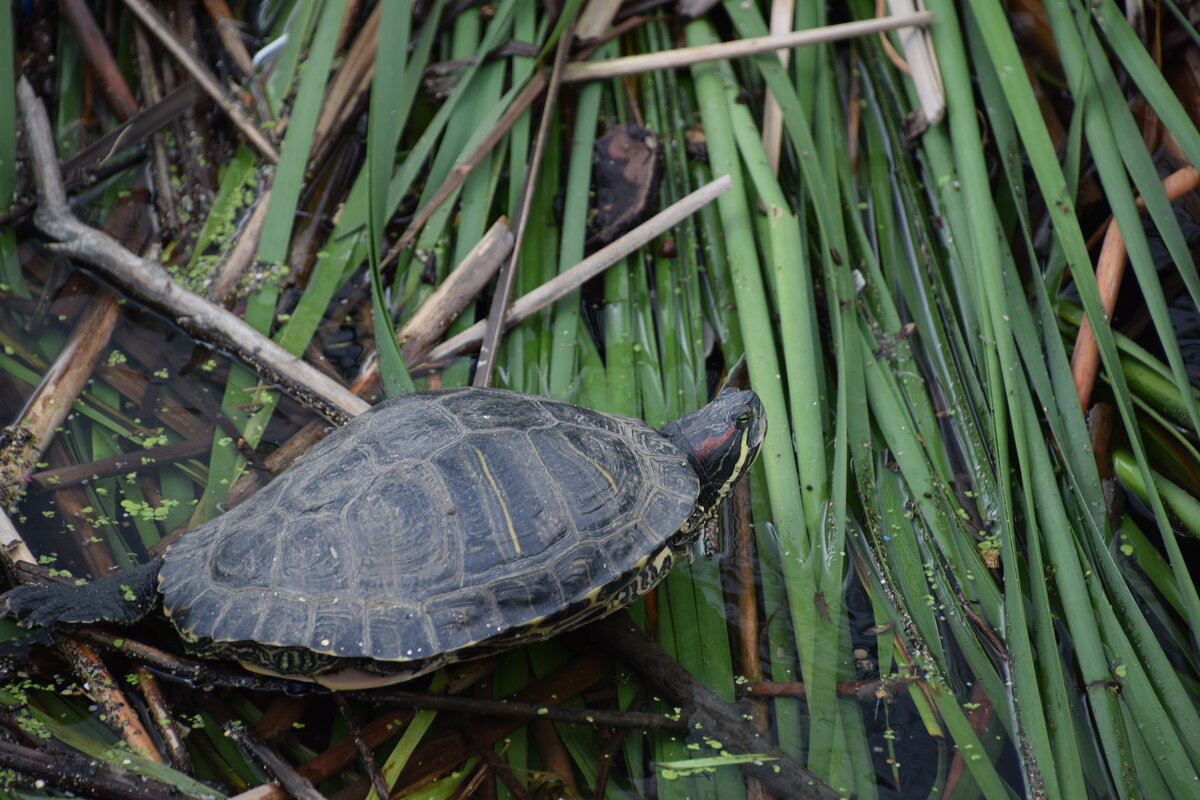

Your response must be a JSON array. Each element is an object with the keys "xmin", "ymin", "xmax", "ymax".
[{"xmin": 365, "ymin": 2, "xmax": 417, "ymax": 396}]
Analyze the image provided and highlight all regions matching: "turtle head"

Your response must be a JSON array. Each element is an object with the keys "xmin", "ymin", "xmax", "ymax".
[{"xmin": 660, "ymin": 389, "xmax": 766, "ymax": 521}]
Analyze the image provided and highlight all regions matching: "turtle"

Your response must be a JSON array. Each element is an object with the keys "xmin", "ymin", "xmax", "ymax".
[{"xmin": 2, "ymin": 386, "xmax": 765, "ymax": 689}]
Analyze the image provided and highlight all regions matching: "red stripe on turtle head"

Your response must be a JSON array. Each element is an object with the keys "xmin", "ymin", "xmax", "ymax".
[{"xmin": 692, "ymin": 424, "xmax": 737, "ymax": 463}]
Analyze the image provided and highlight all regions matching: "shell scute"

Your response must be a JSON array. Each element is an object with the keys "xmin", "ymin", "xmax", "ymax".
[
  {"xmin": 600, "ymin": 526, "xmax": 646, "ymax": 568},
  {"xmin": 432, "ymin": 433, "xmax": 571, "ymax": 567},
  {"xmin": 363, "ymin": 603, "xmax": 430, "ymax": 660},
  {"xmin": 537, "ymin": 398, "xmax": 627, "ymax": 436},
  {"xmin": 277, "ymin": 521, "xmax": 355, "ymax": 595},
  {"xmin": 168, "ymin": 584, "xmax": 222, "ymax": 639},
  {"xmin": 287, "ymin": 444, "xmax": 374, "ymax": 515},
  {"xmin": 251, "ymin": 592, "xmax": 313, "ymax": 648},
  {"xmin": 437, "ymin": 387, "xmax": 558, "ymax": 431},
  {"xmin": 204, "ymin": 592, "xmax": 246, "ymax": 637},
  {"xmin": 555, "ymin": 541, "xmax": 616, "ymax": 604},
  {"xmin": 339, "ymin": 459, "xmax": 464, "ymax": 600},
  {"xmin": 311, "ymin": 599, "xmax": 366, "ymax": 657},
  {"xmin": 209, "ymin": 531, "xmax": 273, "ymax": 584},
  {"xmin": 491, "ymin": 570, "xmax": 565, "ymax": 626},
  {"xmin": 628, "ymin": 427, "xmax": 681, "ymax": 457},
  {"xmin": 532, "ymin": 427, "xmax": 644, "ymax": 534},
  {"xmin": 343, "ymin": 393, "xmax": 461, "ymax": 455},
  {"xmin": 426, "ymin": 589, "xmax": 499, "ymax": 653}
]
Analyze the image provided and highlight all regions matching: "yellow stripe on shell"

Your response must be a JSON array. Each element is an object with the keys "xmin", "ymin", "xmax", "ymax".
[
  {"xmin": 474, "ymin": 447, "xmax": 521, "ymax": 555},
  {"xmin": 556, "ymin": 432, "xmax": 618, "ymax": 494}
]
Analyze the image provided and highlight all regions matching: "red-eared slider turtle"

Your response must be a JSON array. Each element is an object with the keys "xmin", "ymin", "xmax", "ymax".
[{"xmin": 2, "ymin": 387, "xmax": 765, "ymax": 689}]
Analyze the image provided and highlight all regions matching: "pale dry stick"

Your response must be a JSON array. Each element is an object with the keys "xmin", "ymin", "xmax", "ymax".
[
  {"xmin": 1, "ymin": 294, "xmax": 122, "ymax": 504},
  {"xmin": 416, "ymin": 174, "xmax": 732, "ymax": 370},
  {"xmin": 888, "ymin": 0, "xmax": 945, "ymax": 126},
  {"xmin": 1070, "ymin": 164, "xmax": 1200, "ymax": 410},
  {"xmin": 474, "ymin": 26, "xmax": 575, "ymax": 388},
  {"xmin": 120, "ymin": 0, "xmax": 279, "ymax": 163},
  {"xmin": 17, "ymin": 79, "xmax": 367, "ymax": 421},
  {"xmin": 229, "ymin": 786, "xmax": 282, "ymax": 800},
  {"xmin": 761, "ymin": 0, "xmax": 795, "ymax": 177},
  {"xmin": 400, "ymin": 219, "xmax": 514, "ymax": 362},
  {"xmin": 562, "ymin": 11, "xmax": 934, "ymax": 82},
  {"xmin": 0, "ymin": 511, "xmax": 35, "ymax": 569},
  {"xmin": 206, "ymin": 190, "xmax": 272, "ymax": 302},
  {"xmin": 575, "ymin": 0, "xmax": 624, "ymax": 42}
]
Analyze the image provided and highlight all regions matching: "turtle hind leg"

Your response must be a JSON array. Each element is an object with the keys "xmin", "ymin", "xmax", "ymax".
[{"xmin": 2, "ymin": 557, "xmax": 163, "ymax": 630}]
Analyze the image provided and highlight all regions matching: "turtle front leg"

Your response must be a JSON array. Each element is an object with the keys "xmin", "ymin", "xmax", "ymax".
[{"xmin": 2, "ymin": 557, "xmax": 163, "ymax": 629}]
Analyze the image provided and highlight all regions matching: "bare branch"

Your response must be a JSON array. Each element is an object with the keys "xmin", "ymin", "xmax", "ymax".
[{"xmin": 17, "ymin": 78, "xmax": 367, "ymax": 422}]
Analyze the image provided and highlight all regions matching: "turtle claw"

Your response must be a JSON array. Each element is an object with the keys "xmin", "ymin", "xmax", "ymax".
[{"xmin": 3, "ymin": 583, "xmax": 84, "ymax": 629}]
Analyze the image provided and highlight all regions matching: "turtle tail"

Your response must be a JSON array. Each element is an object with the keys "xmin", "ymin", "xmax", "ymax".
[{"xmin": 2, "ymin": 557, "xmax": 163, "ymax": 629}]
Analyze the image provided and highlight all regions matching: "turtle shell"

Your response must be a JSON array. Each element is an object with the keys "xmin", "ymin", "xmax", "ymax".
[{"xmin": 158, "ymin": 387, "xmax": 699, "ymax": 668}]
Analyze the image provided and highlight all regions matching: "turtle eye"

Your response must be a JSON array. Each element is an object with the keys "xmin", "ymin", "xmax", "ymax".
[{"xmin": 733, "ymin": 410, "xmax": 754, "ymax": 428}]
